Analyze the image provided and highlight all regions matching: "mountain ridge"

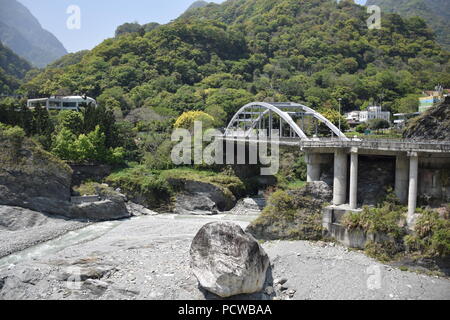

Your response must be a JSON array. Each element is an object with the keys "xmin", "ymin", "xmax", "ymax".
[
  {"xmin": 0, "ymin": 40, "xmax": 31, "ymax": 94},
  {"xmin": 0, "ymin": 0, "xmax": 68, "ymax": 67}
]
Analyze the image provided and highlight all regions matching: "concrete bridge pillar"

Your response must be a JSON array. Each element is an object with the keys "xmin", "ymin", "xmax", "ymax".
[
  {"xmin": 395, "ymin": 154, "xmax": 409, "ymax": 204},
  {"xmin": 349, "ymin": 148, "xmax": 358, "ymax": 209},
  {"xmin": 408, "ymin": 152, "xmax": 419, "ymax": 225},
  {"xmin": 333, "ymin": 150, "xmax": 348, "ymax": 206},
  {"xmin": 306, "ymin": 153, "xmax": 321, "ymax": 182}
]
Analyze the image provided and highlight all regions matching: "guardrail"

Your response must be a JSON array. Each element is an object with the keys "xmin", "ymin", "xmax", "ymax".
[{"xmin": 219, "ymin": 135, "xmax": 450, "ymax": 153}]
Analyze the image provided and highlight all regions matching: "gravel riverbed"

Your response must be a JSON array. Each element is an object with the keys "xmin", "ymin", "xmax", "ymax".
[{"xmin": 0, "ymin": 214, "xmax": 449, "ymax": 300}]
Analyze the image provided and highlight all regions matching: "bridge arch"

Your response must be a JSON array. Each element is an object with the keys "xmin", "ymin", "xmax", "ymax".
[{"xmin": 225, "ymin": 102, "xmax": 349, "ymax": 141}]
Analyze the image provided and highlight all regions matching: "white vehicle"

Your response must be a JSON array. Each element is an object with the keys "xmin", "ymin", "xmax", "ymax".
[{"xmin": 27, "ymin": 95, "xmax": 97, "ymax": 111}]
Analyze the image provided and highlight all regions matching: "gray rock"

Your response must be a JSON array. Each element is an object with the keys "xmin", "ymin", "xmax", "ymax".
[
  {"xmin": 70, "ymin": 200, "xmax": 131, "ymax": 221},
  {"xmin": 125, "ymin": 202, "xmax": 158, "ymax": 216},
  {"xmin": 264, "ymin": 286, "xmax": 274, "ymax": 295},
  {"xmin": 58, "ymin": 265, "xmax": 115, "ymax": 281},
  {"xmin": 190, "ymin": 222, "xmax": 270, "ymax": 298},
  {"xmin": 274, "ymin": 278, "xmax": 288, "ymax": 285},
  {"xmin": 174, "ymin": 193, "xmax": 218, "ymax": 215},
  {"xmin": 0, "ymin": 137, "xmax": 72, "ymax": 215},
  {"xmin": 168, "ymin": 179, "xmax": 236, "ymax": 213},
  {"xmin": 0, "ymin": 206, "xmax": 51, "ymax": 231},
  {"xmin": 82, "ymin": 279, "xmax": 109, "ymax": 295}
]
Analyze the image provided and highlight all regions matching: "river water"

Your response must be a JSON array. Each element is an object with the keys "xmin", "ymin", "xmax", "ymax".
[
  {"xmin": 0, "ymin": 213, "xmax": 257, "ymax": 270},
  {"xmin": 0, "ymin": 220, "xmax": 122, "ymax": 269}
]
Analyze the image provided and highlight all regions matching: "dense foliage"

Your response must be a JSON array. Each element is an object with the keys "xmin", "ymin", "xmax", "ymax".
[
  {"xmin": 19, "ymin": 0, "xmax": 449, "ymax": 127},
  {"xmin": 367, "ymin": 0, "xmax": 450, "ymax": 51}
]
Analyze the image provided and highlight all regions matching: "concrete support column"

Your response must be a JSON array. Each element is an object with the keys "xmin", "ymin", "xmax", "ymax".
[
  {"xmin": 408, "ymin": 152, "xmax": 419, "ymax": 224},
  {"xmin": 306, "ymin": 153, "xmax": 321, "ymax": 182},
  {"xmin": 333, "ymin": 149, "xmax": 348, "ymax": 206},
  {"xmin": 395, "ymin": 154, "xmax": 409, "ymax": 204},
  {"xmin": 349, "ymin": 148, "xmax": 358, "ymax": 209}
]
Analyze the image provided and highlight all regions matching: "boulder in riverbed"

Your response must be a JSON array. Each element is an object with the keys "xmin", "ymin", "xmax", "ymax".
[{"xmin": 190, "ymin": 222, "xmax": 270, "ymax": 298}]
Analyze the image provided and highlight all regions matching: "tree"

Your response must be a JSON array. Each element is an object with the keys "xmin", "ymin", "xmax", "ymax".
[
  {"xmin": 57, "ymin": 110, "xmax": 83, "ymax": 136},
  {"xmin": 51, "ymin": 128, "xmax": 77, "ymax": 160},
  {"xmin": 395, "ymin": 94, "xmax": 420, "ymax": 114},
  {"xmin": 174, "ymin": 111, "xmax": 215, "ymax": 132},
  {"xmin": 368, "ymin": 119, "xmax": 391, "ymax": 131},
  {"xmin": 317, "ymin": 108, "xmax": 350, "ymax": 135}
]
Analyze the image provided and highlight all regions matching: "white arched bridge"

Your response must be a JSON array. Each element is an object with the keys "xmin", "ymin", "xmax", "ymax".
[
  {"xmin": 220, "ymin": 102, "xmax": 450, "ymax": 226},
  {"xmin": 224, "ymin": 102, "xmax": 349, "ymax": 141}
]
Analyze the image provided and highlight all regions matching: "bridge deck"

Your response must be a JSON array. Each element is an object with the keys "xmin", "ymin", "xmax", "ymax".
[{"xmin": 219, "ymin": 136, "xmax": 450, "ymax": 154}]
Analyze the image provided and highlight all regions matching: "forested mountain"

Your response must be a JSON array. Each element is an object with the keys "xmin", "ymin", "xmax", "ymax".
[
  {"xmin": 366, "ymin": 0, "xmax": 450, "ymax": 51},
  {"xmin": 186, "ymin": 1, "xmax": 210, "ymax": 12},
  {"xmin": 0, "ymin": 41, "xmax": 31, "ymax": 94},
  {"xmin": 21, "ymin": 0, "xmax": 450, "ymax": 125},
  {"xmin": 0, "ymin": 0, "xmax": 67, "ymax": 67}
]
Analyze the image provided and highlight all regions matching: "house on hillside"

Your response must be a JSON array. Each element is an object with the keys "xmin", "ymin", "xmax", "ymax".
[
  {"xmin": 27, "ymin": 96, "xmax": 97, "ymax": 111},
  {"xmin": 419, "ymin": 85, "xmax": 450, "ymax": 113},
  {"xmin": 344, "ymin": 106, "xmax": 390, "ymax": 126}
]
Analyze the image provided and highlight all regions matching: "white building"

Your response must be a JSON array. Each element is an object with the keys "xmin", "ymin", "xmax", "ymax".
[
  {"xmin": 345, "ymin": 106, "xmax": 390, "ymax": 124},
  {"xmin": 27, "ymin": 96, "xmax": 97, "ymax": 111}
]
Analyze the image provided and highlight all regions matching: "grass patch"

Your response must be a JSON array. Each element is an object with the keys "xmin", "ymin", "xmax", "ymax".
[
  {"xmin": 160, "ymin": 167, "xmax": 246, "ymax": 198},
  {"xmin": 105, "ymin": 165, "xmax": 172, "ymax": 209},
  {"xmin": 247, "ymin": 189, "xmax": 324, "ymax": 241}
]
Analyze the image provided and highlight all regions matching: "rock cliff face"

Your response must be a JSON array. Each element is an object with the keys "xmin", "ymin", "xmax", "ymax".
[
  {"xmin": 403, "ymin": 97, "xmax": 450, "ymax": 141},
  {"xmin": 0, "ymin": 133, "xmax": 72, "ymax": 215},
  {"xmin": 0, "ymin": 132, "xmax": 130, "ymax": 221}
]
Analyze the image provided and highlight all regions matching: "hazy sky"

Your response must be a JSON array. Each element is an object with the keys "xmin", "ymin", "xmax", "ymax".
[{"xmin": 18, "ymin": 0, "xmax": 367, "ymax": 53}]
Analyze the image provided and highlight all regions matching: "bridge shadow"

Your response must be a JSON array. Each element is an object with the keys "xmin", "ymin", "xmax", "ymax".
[{"xmin": 198, "ymin": 265, "xmax": 275, "ymax": 300}]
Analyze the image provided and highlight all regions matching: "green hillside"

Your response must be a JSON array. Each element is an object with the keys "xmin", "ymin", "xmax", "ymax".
[
  {"xmin": 22, "ymin": 0, "xmax": 450, "ymax": 125},
  {"xmin": 0, "ymin": 41, "xmax": 31, "ymax": 94},
  {"xmin": 366, "ymin": 0, "xmax": 450, "ymax": 51}
]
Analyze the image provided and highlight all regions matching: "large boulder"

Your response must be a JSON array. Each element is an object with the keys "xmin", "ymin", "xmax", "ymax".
[
  {"xmin": 70, "ymin": 199, "xmax": 130, "ymax": 221},
  {"xmin": 190, "ymin": 222, "xmax": 270, "ymax": 298}
]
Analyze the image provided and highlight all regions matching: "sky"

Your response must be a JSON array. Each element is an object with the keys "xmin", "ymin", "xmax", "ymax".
[{"xmin": 18, "ymin": 0, "xmax": 367, "ymax": 53}]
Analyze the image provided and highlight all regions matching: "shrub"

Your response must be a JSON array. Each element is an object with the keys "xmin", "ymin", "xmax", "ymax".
[
  {"xmin": 355, "ymin": 123, "xmax": 368, "ymax": 133},
  {"xmin": 342, "ymin": 190, "xmax": 406, "ymax": 239},
  {"xmin": 405, "ymin": 209, "xmax": 450, "ymax": 257}
]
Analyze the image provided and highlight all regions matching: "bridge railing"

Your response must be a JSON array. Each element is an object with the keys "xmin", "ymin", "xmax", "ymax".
[{"xmin": 220, "ymin": 134, "xmax": 450, "ymax": 152}]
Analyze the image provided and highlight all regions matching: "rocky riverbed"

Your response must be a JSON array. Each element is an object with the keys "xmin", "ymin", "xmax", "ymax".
[{"xmin": 0, "ymin": 213, "xmax": 449, "ymax": 300}]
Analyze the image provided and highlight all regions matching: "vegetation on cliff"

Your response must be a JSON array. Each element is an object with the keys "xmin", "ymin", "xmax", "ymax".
[{"xmin": 403, "ymin": 96, "xmax": 450, "ymax": 141}]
